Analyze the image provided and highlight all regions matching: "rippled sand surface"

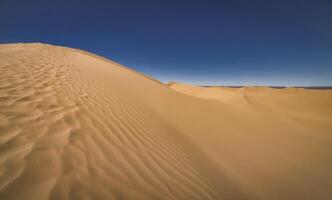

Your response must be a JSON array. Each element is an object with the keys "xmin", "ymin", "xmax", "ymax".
[{"xmin": 0, "ymin": 43, "xmax": 331, "ymax": 200}]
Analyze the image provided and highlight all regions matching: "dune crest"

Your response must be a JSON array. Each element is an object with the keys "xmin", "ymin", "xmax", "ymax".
[{"xmin": 0, "ymin": 43, "xmax": 332, "ymax": 200}]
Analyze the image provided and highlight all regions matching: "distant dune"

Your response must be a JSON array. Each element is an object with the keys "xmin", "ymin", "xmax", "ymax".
[{"xmin": 0, "ymin": 43, "xmax": 332, "ymax": 200}]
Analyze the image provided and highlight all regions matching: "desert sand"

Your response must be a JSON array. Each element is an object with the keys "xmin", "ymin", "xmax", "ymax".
[{"xmin": 0, "ymin": 43, "xmax": 331, "ymax": 200}]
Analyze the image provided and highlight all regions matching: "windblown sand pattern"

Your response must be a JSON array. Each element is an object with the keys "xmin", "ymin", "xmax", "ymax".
[{"xmin": 0, "ymin": 43, "xmax": 332, "ymax": 200}]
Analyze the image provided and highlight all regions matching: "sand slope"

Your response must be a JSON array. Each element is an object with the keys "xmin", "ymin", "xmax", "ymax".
[{"xmin": 0, "ymin": 43, "xmax": 332, "ymax": 200}]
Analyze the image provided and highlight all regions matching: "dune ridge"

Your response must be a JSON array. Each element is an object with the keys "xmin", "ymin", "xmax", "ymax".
[{"xmin": 0, "ymin": 43, "xmax": 332, "ymax": 200}]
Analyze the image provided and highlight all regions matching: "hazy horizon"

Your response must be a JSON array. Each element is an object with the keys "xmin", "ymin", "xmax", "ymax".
[{"xmin": 1, "ymin": 1, "xmax": 332, "ymax": 199}]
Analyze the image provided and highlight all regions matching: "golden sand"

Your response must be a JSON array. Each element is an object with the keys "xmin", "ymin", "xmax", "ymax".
[{"xmin": 0, "ymin": 43, "xmax": 331, "ymax": 200}]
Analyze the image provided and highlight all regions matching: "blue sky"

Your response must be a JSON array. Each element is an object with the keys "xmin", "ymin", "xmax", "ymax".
[{"xmin": 1, "ymin": 0, "xmax": 331, "ymax": 86}]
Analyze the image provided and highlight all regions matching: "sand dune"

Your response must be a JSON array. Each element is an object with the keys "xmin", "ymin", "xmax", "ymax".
[{"xmin": 0, "ymin": 43, "xmax": 331, "ymax": 200}]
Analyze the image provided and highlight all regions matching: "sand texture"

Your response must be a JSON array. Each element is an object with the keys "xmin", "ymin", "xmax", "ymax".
[{"xmin": 0, "ymin": 43, "xmax": 332, "ymax": 200}]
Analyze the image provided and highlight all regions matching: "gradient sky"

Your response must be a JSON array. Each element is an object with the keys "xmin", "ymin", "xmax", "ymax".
[{"xmin": 1, "ymin": 0, "xmax": 332, "ymax": 86}]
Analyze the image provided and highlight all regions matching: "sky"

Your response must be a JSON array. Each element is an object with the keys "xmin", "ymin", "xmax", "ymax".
[{"xmin": 0, "ymin": 0, "xmax": 332, "ymax": 86}]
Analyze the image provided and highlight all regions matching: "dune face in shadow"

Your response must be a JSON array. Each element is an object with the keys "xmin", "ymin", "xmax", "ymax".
[{"xmin": 0, "ymin": 43, "xmax": 331, "ymax": 200}]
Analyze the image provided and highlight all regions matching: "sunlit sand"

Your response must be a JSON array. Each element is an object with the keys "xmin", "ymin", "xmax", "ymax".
[{"xmin": 0, "ymin": 43, "xmax": 331, "ymax": 200}]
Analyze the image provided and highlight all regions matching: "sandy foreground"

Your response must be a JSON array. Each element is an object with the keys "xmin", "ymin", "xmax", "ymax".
[{"xmin": 0, "ymin": 43, "xmax": 331, "ymax": 200}]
